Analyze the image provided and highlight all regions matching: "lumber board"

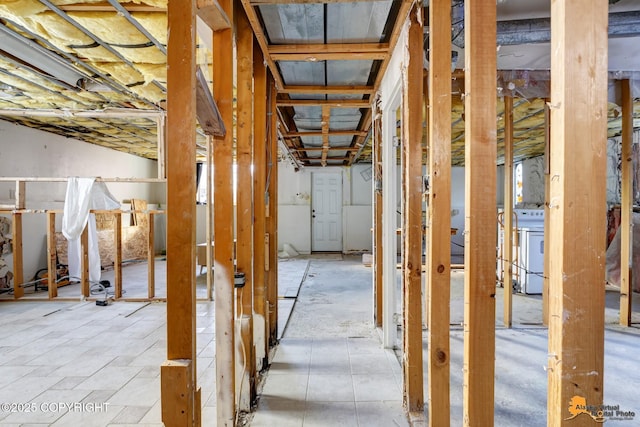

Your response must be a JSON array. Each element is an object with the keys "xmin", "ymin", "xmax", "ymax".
[
  {"xmin": 321, "ymin": 106, "xmax": 330, "ymax": 166},
  {"xmin": 147, "ymin": 212, "xmax": 155, "ymax": 299},
  {"xmin": 236, "ymin": 3, "xmax": 255, "ymax": 409},
  {"xmin": 253, "ymin": 40, "xmax": 268, "ymax": 369},
  {"xmin": 12, "ymin": 213, "xmax": 23, "ymax": 299},
  {"xmin": 267, "ymin": 75, "xmax": 279, "ymax": 345},
  {"xmin": 276, "ymin": 99, "xmax": 370, "ymax": 108},
  {"xmin": 543, "ymin": 99, "xmax": 550, "ymax": 327},
  {"xmin": 196, "ymin": 66, "xmax": 226, "ymax": 137},
  {"xmin": 114, "ymin": 212, "xmax": 122, "ymax": 299},
  {"xmin": 47, "ymin": 212, "xmax": 57, "ymax": 299},
  {"xmin": 547, "ymin": 0, "xmax": 608, "ymax": 424},
  {"xmin": 620, "ymin": 79, "xmax": 633, "ymax": 326},
  {"xmin": 213, "ymin": 0, "xmax": 236, "ymax": 421},
  {"xmin": 81, "ymin": 226, "xmax": 89, "ymax": 297},
  {"xmin": 462, "ymin": 0, "xmax": 497, "ymax": 425},
  {"xmin": 161, "ymin": 360, "xmax": 193, "ymax": 426},
  {"xmin": 427, "ymin": 0, "xmax": 451, "ymax": 424},
  {"xmin": 373, "ymin": 99, "xmax": 383, "ymax": 328},
  {"xmin": 280, "ymin": 85, "xmax": 374, "ymax": 95},
  {"xmin": 503, "ymin": 95, "xmax": 514, "ymax": 328},
  {"xmin": 402, "ymin": 3, "xmax": 424, "ymax": 415},
  {"xmin": 163, "ymin": 0, "xmax": 198, "ymax": 424},
  {"xmin": 206, "ymin": 136, "xmax": 214, "ymax": 301},
  {"xmin": 15, "ymin": 181, "xmax": 25, "ymax": 210},
  {"xmin": 196, "ymin": 0, "xmax": 231, "ymax": 31}
]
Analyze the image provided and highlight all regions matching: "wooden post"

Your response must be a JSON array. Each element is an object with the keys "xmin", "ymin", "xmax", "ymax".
[
  {"xmin": 148, "ymin": 211, "xmax": 155, "ymax": 299},
  {"xmin": 253, "ymin": 40, "xmax": 268, "ymax": 370},
  {"xmin": 373, "ymin": 99, "xmax": 383, "ymax": 328},
  {"xmin": 80, "ymin": 226, "xmax": 89, "ymax": 298},
  {"xmin": 503, "ymin": 95, "xmax": 514, "ymax": 328},
  {"xmin": 236, "ymin": 1, "xmax": 255, "ymax": 409},
  {"xmin": 206, "ymin": 136, "xmax": 213, "ymax": 301},
  {"xmin": 547, "ymin": 1, "xmax": 607, "ymax": 425},
  {"xmin": 620, "ymin": 79, "xmax": 633, "ymax": 327},
  {"xmin": 463, "ymin": 0, "xmax": 496, "ymax": 425},
  {"xmin": 47, "ymin": 211, "xmax": 57, "ymax": 299},
  {"xmin": 267, "ymin": 74, "xmax": 278, "ymax": 346},
  {"xmin": 11, "ymin": 212, "xmax": 23, "ymax": 299},
  {"xmin": 15, "ymin": 181, "xmax": 25, "ymax": 210},
  {"xmin": 543, "ymin": 98, "xmax": 551, "ymax": 326},
  {"xmin": 161, "ymin": 0, "xmax": 199, "ymax": 424},
  {"xmin": 157, "ymin": 114, "xmax": 167, "ymax": 179},
  {"xmin": 427, "ymin": 0, "xmax": 451, "ymax": 424},
  {"xmin": 114, "ymin": 211, "xmax": 122, "ymax": 299},
  {"xmin": 402, "ymin": 3, "xmax": 424, "ymax": 416},
  {"xmin": 213, "ymin": 0, "xmax": 236, "ymax": 421}
]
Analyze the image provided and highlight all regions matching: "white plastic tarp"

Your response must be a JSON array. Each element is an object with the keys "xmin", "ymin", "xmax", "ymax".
[{"xmin": 63, "ymin": 177, "xmax": 120, "ymax": 284}]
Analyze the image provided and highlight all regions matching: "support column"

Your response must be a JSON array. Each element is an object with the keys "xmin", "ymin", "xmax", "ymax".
[
  {"xmin": 503, "ymin": 95, "xmax": 514, "ymax": 328},
  {"xmin": 547, "ymin": 0, "xmax": 607, "ymax": 425},
  {"xmin": 402, "ymin": 3, "xmax": 424, "ymax": 416},
  {"xmin": 236, "ymin": 1, "xmax": 255, "ymax": 410},
  {"xmin": 114, "ymin": 211, "xmax": 122, "ymax": 299},
  {"xmin": 47, "ymin": 211, "xmax": 57, "ymax": 299},
  {"xmin": 267, "ymin": 74, "xmax": 279, "ymax": 346},
  {"xmin": 620, "ymin": 79, "xmax": 633, "ymax": 327},
  {"xmin": 427, "ymin": 0, "xmax": 451, "ymax": 424},
  {"xmin": 12, "ymin": 212, "xmax": 23, "ymax": 299},
  {"xmin": 206, "ymin": 136, "xmax": 213, "ymax": 301},
  {"xmin": 161, "ymin": 0, "xmax": 199, "ymax": 424},
  {"xmin": 213, "ymin": 0, "xmax": 236, "ymax": 421},
  {"xmin": 253, "ymin": 41, "xmax": 269, "ymax": 369},
  {"xmin": 147, "ymin": 211, "xmax": 155, "ymax": 299},
  {"xmin": 463, "ymin": 0, "xmax": 497, "ymax": 425},
  {"xmin": 373, "ymin": 99, "xmax": 383, "ymax": 328}
]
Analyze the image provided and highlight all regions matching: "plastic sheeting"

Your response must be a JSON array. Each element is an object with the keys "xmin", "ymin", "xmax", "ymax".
[
  {"xmin": 63, "ymin": 177, "xmax": 120, "ymax": 284},
  {"xmin": 605, "ymin": 212, "xmax": 640, "ymax": 293}
]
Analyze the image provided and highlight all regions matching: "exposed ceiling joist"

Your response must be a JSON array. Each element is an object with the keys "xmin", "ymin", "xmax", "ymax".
[
  {"xmin": 250, "ymin": 0, "xmax": 385, "ymax": 3},
  {"xmin": 281, "ymin": 85, "xmax": 375, "ymax": 95},
  {"xmin": 284, "ymin": 130, "xmax": 368, "ymax": 137},
  {"xmin": 268, "ymin": 43, "xmax": 388, "ymax": 55},
  {"xmin": 276, "ymin": 99, "xmax": 370, "ymax": 108},
  {"xmin": 295, "ymin": 147, "xmax": 359, "ymax": 152},
  {"xmin": 272, "ymin": 52, "xmax": 386, "ymax": 61}
]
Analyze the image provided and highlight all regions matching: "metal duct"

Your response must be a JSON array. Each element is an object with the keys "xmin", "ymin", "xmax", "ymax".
[{"xmin": 450, "ymin": 11, "xmax": 640, "ymax": 48}]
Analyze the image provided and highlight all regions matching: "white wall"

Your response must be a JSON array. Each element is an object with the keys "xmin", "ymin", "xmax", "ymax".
[
  {"xmin": 0, "ymin": 119, "xmax": 162, "ymax": 280},
  {"xmin": 277, "ymin": 161, "xmax": 373, "ymax": 253}
]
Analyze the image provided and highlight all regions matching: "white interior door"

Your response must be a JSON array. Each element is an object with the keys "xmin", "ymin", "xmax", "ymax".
[{"xmin": 311, "ymin": 172, "xmax": 342, "ymax": 252}]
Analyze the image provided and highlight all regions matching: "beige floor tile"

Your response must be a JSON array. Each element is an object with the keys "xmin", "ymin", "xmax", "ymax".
[
  {"xmin": 303, "ymin": 401, "xmax": 357, "ymax": 427},
  {"xmin": 306, "ymin": 374, "xmax": 354, "ymax": 402}
]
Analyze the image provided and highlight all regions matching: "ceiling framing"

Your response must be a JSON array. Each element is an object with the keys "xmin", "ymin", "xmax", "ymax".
[{"xmin": 1, "ymin": 0, "xmax": 640, "ymax": 167}]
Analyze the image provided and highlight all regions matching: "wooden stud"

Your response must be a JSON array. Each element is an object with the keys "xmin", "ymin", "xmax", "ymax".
[
  {"xmin": 373, "ymin": 0, "xmax": 414, "ymax": 91},
  {"xmin": 206, "ymin": 136, "xmax": 214, "ymax": 301},
  {"xmin": 157, "ymin": 115, "xmax": 166, "ymax": 179},
  {"xmin": 547, "ymin": 0, "xmax": 608, "ymax": 424},
  {"xmin": 114, "ymin": 211, "xmax": 123, "ymax": 299},
  {"xmin": 196, "ymin": 0, "xmax": 232, "ymax": 31},
  {"xmin": 81, "ymin": 226, "xmax": 89, "ymax": 298},
  {"xmin": 162, "ymin": 0, "xmax": 198, "ymax": 424},
  {"xmin": 543, "ymin": 98, "xmax": 551, "ymax": 327},
  {"xmin": 213, "ymin": 0, "xmax": 236, "ymax": 420},
  {"xmin": 463, "ymin": 0, "xmax": 497, "ymax": 425},
  {"xmin": 253, "ymin": 40, "xmax": 268, "ymax": 369},
  {"xmin": 15, "ymin": 181, "xmax": 25, "ymax": 210},
  {"xmin": 47, "ymin": 211, "xmax": 57, "ymax": 299},
  {"xmin": 620, "ymin": 79, "xmax": 633, "ymax": 327},
  {"xmin": 236, "ymin": 1, "xmax": 255, "ymax": 410},
  {"xmin": 270, "ymin": 52, "xmax": 386, "ymax": 61},
  {"xmin": 402, "ymin": 3, "xmax": 424, "ymax": 416},
  {"xmin": 161, "ymin": 360, "xmax": 194, "ymax": 426},
  {"xmin": 11, "ymin": 212, "xmax": 23, "ymax": 299},
  {"xmin": 321, "ymin": 106, "xmax": 331, "ymax": 166},
  {"xmin": 373, "ymin": 100, "xmax": 383, "ymax": 328},
  {"xmin": 267, "ymin": 74, "xmax": 279, "ymax": 345},
  {"xmin": 427, "ymin": 0, "xmax": 451, "ymax": 424},
  {"xmin": 148, "ymin": 212, "xmax": 155, "ymax": 299},
  {"xmin": 503, "ymin": 95, "xmax": 514, "ymax": 328}
]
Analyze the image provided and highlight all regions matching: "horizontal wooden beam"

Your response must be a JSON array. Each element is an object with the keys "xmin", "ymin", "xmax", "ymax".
[
  {"xmin": 277, "ymin": 99, "xmax": 370, "ymax": 108},
  {"xmin": 294, "ymin": 146, "xmax": 359, "ymax": 152},
  {"xmin": 268, "ymin": 43, "xmax": 388, "ymax": 55},
  {"xmin": 196, "ymin": 0, "xmax": 231, "ymax": 31},
  {"xmin": 251, "ymin": 0, "xmax": 386, "ymax": 3},
  {"xmin": 280, "ymin": 85, "xmax": 374, "ymax": 95},
  {"xmin": 271, "ymin": 52, "xmax": 387, "ymax": 61},
  {"xmin": 305, "ymin": 156, "xmax": 351, "ymax": 162},
  {"xmin": 284, "ymin": 130, "xmax": 367, "ymax": 137}
]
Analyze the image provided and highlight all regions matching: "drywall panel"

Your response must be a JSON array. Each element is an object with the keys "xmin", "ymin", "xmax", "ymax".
[
  {"xmin": 278, "ymin": 205, "xmax": 311, "ymax": 254},
  {"xmin": 350, "ymin": 164, "xmax": 373, "ymax": 205}
]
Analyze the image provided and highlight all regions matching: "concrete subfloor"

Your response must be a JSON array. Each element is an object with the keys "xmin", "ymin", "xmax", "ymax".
[{"xmin": 1, "ymin": 255, "xmax": 639, "ymax": 426}]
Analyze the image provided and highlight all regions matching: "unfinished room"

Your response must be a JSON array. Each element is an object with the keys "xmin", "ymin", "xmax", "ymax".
[{"xmin": 1, "ymin": 0, "xmax": 640, "ymax": 426}]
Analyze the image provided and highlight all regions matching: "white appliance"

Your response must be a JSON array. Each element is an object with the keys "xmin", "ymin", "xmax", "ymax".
[{"xmin": 497, "ymin": 208, "xmax": 545, "ymax": 294}]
